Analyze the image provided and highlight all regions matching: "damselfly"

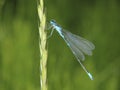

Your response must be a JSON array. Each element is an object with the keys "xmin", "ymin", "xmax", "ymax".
[{"xmin": 49, "ymin": 20, "xmax": 95, "ymax": 80}]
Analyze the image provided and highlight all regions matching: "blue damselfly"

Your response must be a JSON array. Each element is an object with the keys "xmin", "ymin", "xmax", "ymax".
[{"xmin": 49, "ymin": 20, "xmax": 95, "ymax": 80}]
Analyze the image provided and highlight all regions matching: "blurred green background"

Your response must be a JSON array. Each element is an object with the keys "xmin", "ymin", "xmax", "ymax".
[{"xmin": 0, "ymin": 0, "xmax": 120, "ymax": 90}]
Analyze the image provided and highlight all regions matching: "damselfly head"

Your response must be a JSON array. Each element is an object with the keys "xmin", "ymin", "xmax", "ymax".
[{"xmin": 50, "ymin": 20, "xmax": 56, "ymax": 25}]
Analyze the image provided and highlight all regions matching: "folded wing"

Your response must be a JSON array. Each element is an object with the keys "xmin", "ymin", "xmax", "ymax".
[{"xmin": 61, "ymin": 29, "xmax": 95, "ymax": 61}]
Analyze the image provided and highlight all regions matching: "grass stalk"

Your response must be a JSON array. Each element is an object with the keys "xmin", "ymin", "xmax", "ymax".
[{"xmin": 37, "ymin": 0, "xmax": 47, "ymax": 90}]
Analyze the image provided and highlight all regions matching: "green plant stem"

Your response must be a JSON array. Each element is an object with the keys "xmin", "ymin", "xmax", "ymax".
[{"xmin": 37, "ymin": 0, "xmax": 47, "ymax": 90}]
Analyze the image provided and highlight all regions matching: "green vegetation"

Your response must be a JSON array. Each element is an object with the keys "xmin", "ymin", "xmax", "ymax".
[{"xmin": 0, "ymin": 0, "xmax": 120, "ymax": 90}]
